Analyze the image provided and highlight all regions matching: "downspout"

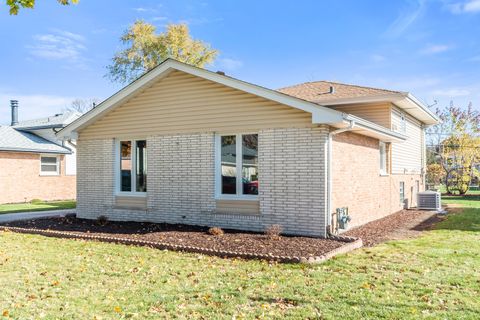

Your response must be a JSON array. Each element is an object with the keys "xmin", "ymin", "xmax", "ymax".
[{"xmin": 326, "ymin": 119, "xmax": 355, "ymax": 236}]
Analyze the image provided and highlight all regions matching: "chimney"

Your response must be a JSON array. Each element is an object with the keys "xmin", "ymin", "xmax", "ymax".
[
  {"xmin": 10, "ymin": 100, "xmax": 18, "ymax": 126},
  {"xmin": 329, "ymin": 86, "xmax": 335, "ymax": 94}
]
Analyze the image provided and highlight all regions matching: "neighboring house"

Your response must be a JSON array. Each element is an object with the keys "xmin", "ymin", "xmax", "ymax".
[
  {"xmin": 58, "ymin": 59, "xmax": 439, "ymax": 237},
  {"xmin": 0, "ymin": 100, "xmax": 79, "ymax": 204}
]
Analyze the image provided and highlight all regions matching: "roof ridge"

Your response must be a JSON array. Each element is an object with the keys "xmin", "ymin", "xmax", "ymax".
[{"xmin": 278, "ymin": 80, "xmax": 405, "ymax": 95}]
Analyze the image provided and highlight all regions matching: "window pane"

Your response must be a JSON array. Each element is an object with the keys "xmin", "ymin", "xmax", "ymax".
[
  {"xmin": 41, "ymin": 165, "xmax": 57, "ymax": 172},
  {"xmin": 136, "ymin": 140, "xmax": 147, "ymax": 192},
  {"xmin": 221, "ymin": 135, "xmax": 236, "ymax": 194},
  {"xmin": 242, "ymin": 134, "xmax": 258, "ymax": 195},
  {"xmin": 379, "ymin": 142, "xmax": 386, "ymax": 173},
  {"xmin": 120, "ymin": 141, "xmax": 132, "ymax": 192},
  {"xmin": 41, "ymin": 157, "xmax": 57, "ymax": 164}
]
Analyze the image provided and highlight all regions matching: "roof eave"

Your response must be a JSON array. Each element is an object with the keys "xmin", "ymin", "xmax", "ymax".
[
  {"xmin": 318, "ymin": 93, "xmax": 440, "ymax": 125},
  {"xmin": 339, "ymin": 114, "xmax": 408, "ymax": 143},
  {"xmin": 0, "ymin": 147, "xmax": 71, "ymax": 154}
]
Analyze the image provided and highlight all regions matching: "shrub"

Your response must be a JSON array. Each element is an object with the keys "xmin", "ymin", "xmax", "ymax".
[
  {"xmin": 265, "ymin": 224, "xmax": 283, "ymax": 239},
  {"xmin": 96, "ymin": 215, "xmax": 109, "ymax": 226},
  {"xmin": 207, "ymin": 227, "xmax": 224, "ymax": 236},
  {"xmin": 30, "ymin": 199, "xmax": 44, "ymax": 204}
]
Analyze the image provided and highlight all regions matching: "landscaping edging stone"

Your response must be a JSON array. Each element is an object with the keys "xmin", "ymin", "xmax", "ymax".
[{"xmin": 0, "ymin": 226, "xmax": 362, "ymax": 264}]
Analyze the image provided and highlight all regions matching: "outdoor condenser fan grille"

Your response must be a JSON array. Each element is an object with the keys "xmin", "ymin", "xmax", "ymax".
[{"xmin": 417, "ymin": 190, "xmax": 441, "ymax": 211}]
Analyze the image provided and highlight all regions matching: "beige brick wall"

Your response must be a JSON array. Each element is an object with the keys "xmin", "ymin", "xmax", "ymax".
[
  {"xmin": 76, "ymin": 126, "xmax": 329, "ymax": 237},
  {"xmin": 0, "ymin": 151, "xmax": 76, "ymax": 204},
  {"xmin": 331, "ymin": 131, "xmax": 424, "ymax": 229}
]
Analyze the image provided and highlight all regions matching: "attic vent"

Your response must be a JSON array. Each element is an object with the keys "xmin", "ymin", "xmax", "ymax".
[
  {"xmin": 417, "ymin": 191, "xmax": 441, "ymax": 211},
  {"xmin": 216, "ymin": 71, "xmax": 226, "ymax": 76}
]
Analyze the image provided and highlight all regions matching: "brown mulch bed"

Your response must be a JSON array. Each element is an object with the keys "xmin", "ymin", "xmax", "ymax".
[
  {"xmin": 344, "ymin": 209, "xmax": 443, "ymax": 247},
  {"xmin": 1, "ymin": 217, "xmax": 347, "ymax": 259}
]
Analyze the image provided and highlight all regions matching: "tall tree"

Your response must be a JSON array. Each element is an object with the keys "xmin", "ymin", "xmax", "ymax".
[
  {"xmin": 106, "ymin": 21, "xmax": 218, "ymax": 84},
  {"xmin": 6, "ymin": 0, "xmax": 77, "ymax": 15},
  {"xmin": 66, "ymin": 98, "xmax": 100, "ymax": 114},
  {"xmin": 427, "ymin": 103, "xmax": 480, "ymax": 194}
]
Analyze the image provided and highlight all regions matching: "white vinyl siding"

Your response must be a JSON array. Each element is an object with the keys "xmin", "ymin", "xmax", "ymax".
[
  {"xmin": 329, "ymin": 103, "xmax": 391, "ymax": 129},
  {"xmin": 391, "ymin": 107, "xmax": 423, "ymax": 174},
  {"xmin": 79, "ymin": 70, "xmax": 312, "ymax": 139}
]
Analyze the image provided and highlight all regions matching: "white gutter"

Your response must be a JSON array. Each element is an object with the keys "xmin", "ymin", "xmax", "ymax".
[{"xmin": 326, "ymin": 120, "xmax": 355, "ymax": 236}]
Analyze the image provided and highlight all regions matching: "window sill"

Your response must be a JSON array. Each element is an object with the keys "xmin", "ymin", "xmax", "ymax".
[
  {"xmin": 115, "ymin": 192, "xmax": 147, "ymax": 197},
  {"xmin": 379, "ymin": 173, "xmax": 390, "ymax": 177},
  {"xmin": 39, "ymin": 173, "xmax": 60, "ymax": 177},
  {"xmin": 215, "ymin": 195, "xmax": 259, "ymax": 201}
]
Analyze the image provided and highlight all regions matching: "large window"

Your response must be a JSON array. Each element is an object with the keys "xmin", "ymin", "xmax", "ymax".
[
  {"xmin": 119, "ymin": 140, "xmax": 147, "ymax": 193},
  {"xmin": 217, "ymin": 133, "xmax": 258, "ymax": 198},
  {"xmin": 40, "ymin": 155, "xmax": 60, "ymax": 176}
]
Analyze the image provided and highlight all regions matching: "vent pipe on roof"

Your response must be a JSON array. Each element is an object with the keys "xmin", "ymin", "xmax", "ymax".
[
  {"xmin": 216, "ymin": 71, "xmax": 225, "ymax": 76},
  {"xmin": 10, "ymin": 100, "xmax": 18, "ymax": 126}
]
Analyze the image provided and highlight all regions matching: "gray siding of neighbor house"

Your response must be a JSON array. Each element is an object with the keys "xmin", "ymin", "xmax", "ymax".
[{"xmin": 76, "ymin": 126, "xmax": 329, "ymax": 237}]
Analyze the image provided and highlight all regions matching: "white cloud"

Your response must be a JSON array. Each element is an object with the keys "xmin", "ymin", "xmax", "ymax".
[
  {"xmin": 371, "ymin": 54, "xmax": 386, "ymax": 62},
  {"xmin": 27, "ymin": 29, "xmax": 88, "ymax": 69},
  {"xmin": 419, "ymin": 44, "xmax": 452, "ymax": 54},
  {"xmin": 217, "ymin": 58, "xmax": 243, "ymax": 71},
  {"xmin": 152, "ymin": 16, "xmax": 168, "ymax": 21},
  {"xmin": 431, "ymin": 88, "xmax": 471, "ymax": 97},
  {"xmin": 0, "ymin": 93, "xmax": 75, "ymax": 125},
  {"xmin": 384, "ymin": 0, "xmax": 427, "ymax": 37},
  {"xmin": 448, "ymin": 0, "xmax": 480, "ymax": 13},
  {"xmin": 133, "ymin": 5, "xmax": 161, "ymax": 13}
]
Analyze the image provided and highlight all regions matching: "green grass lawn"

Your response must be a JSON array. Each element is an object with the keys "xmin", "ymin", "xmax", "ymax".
[
  {"xmin": 442, "ymin": 195, "xmax": 480, "ymax": 208},
  {"xmin": 0, "ymin": 200, "xmax": 76, "ymax": 214},
  {"xmin": 0, "ymin": 199, "xmax": 479, "ymax": 319}
]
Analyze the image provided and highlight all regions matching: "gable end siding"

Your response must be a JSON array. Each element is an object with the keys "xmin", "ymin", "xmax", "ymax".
[{"xmin": 79, "ymin": 70, "xmax": 313, "ymax": 140}]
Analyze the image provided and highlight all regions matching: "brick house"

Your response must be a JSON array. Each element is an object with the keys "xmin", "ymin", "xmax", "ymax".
[
  {"xmin": 0, "ymin": 101, "xmax": 78, "ymax": 204},
  {"xmin": 58, "ymin": 59, "xmax": 439, "ymax": 237}
]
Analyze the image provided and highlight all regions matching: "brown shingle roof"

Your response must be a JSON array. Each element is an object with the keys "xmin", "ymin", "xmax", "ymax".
[{"xmin": 277, "ymin": 81, "xmax": 405, "ymax": 104}]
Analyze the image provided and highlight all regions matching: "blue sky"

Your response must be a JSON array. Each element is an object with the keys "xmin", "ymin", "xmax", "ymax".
[{"xmin": 1, "ymin": 0, "xmax": 480, "ymax": 124}]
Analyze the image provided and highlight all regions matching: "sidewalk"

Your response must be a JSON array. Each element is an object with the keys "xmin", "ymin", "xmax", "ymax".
[{"xmin": 0, "ymin": 209, "xmax": 75, "ymax": 223}]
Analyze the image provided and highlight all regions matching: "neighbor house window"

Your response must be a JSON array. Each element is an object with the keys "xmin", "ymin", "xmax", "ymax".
[
  {"xmin": 379, "ymin": 142, "xmax": 387, "ymax": 175},
  {"xmin": 40, "ymin": 155, "xmax": 60, "ymax": 176},
  {"xmin": 400, "ymin": 182, "xmax": 405, "ymax": 206},
  {"xmin": 217, "ymin": 133, "xmax": 258, "ymax": 198},
  {"xmin": 119, "ymin": 140, "xmax": 147, "ymax": 193}
]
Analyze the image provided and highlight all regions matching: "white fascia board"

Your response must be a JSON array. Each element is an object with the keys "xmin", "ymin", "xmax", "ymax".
[
  {"xmin": 57, "ymin": 59, "xmax": 344, "ymax": 139},
  {"xmin": 405, "ymin": 93, "xmax": 440, "ymax": 124}
]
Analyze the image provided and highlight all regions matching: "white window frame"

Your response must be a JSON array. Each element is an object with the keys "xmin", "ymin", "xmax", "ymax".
[
  {"xmin": 379, "ymin": 141, "xmax": 388, "ymax": 176},
  {"xmin": 40, "ymin": 154, "xmax": 60, "ymax": 176},
  {"xmin": 114, "ymin": 139, "xmax": 147, "ymax": 197},
  {"xmin": 215, "ymin": 133, "xmax": 259, "ymax": 201},
  {"xmin": 399, "ymin": 181, "xmax": 405, "ymax": 206}
]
